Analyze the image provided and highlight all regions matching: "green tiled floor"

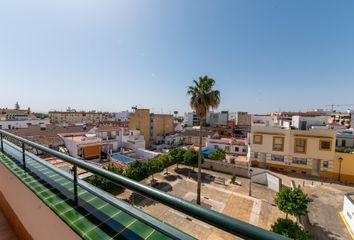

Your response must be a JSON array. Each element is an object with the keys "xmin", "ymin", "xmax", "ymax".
[{"xmin": 0, "ymin": 142, "xmax": 195, "ymax": 240}]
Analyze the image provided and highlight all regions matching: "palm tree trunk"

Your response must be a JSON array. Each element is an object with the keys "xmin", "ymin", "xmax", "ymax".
[{"xmin": 197, "ymin": 120, "xmax": 203, "ymax": 205}]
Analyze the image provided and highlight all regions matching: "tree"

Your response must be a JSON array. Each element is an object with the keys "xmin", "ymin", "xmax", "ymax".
[
  {"xmin": 14, "ymin": 101, "xmax": 20, "ymax": 110},
  {"xmin": 146, "ymin": 158, "xmax": 164, "ymax": 182},
  {"xmin": 208, "ymin": 148, "xmax": 226, "ymax": 160},
  {"xmin": 169, "ymin": 148, "xmax": 186, "ymax": 169},
  {"xmin": 271, "ymin": 218, "xmax": 311, "ymax": 240},
  {"xmin": 184, "ymin": 148, "xmax": 200, "ymax": 172},
  {"xmin": 125, "ymin": 160, "xmax": 149, "ymax": 181},
  {"xmin": 187, "ymin": 76, "xmax": 220, "ymax": 205},
  {"xmin": 275, "ymin": 187, "xmax": 312, "ymax": 219}
]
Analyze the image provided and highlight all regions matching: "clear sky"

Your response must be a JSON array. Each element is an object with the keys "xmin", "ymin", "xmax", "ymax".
[{"xmin": 1, "ymin": 0, "xmax": 354, "ymax": 114}]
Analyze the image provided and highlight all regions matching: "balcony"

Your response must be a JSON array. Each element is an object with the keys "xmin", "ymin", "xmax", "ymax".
[{"xmin": 0, "ymin": 130, "xmax": 287, "ymax": 240}]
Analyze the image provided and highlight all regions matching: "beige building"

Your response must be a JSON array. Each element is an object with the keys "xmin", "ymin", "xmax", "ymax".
[
  {"xmin": 49, "ymin": 111, "xmax": 108, "ymax": 125},
  {"xmin": 181, "ymin": 129, "xmax": 218, "ymax": 147},
  {"xmin": 250, "ymin": 125, "xmax": 336, "ymax": 178},
  {"xmin": 128, "ymin": 109, "xmax": 174, "ymax": 147}
]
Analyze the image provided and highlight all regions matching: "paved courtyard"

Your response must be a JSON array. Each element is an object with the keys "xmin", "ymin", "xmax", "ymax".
[
  {"xmin": 117, "ymin": 164, "xmax": 287, "ymax": 239},
  {"xmin": 270, "ymin": 172, "xmax": 354, "ymax": 240}
]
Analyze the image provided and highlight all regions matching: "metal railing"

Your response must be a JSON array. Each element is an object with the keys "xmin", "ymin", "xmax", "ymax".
[{"xmin": 0, "ymin": 129, "xmax": 288, "ymax": 240}]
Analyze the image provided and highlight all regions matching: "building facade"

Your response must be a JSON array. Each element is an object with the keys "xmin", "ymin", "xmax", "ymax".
[
  {"xmin": 128, "ymin": 109, "xmax": 174, "ymax": 147},
  {"xmin": 249, "ymin": 125, "xmax": 336, "ymax": 178},
  {"xmin": 49, "ymin": 111, "xmax": 108, "ymax": 125}
]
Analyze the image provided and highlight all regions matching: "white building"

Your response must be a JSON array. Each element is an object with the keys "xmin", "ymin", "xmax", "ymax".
[
  {"xmin": 184, "ymin": 112, "xmax": 198, "ymax": 127},
  {"xmin": 291, "ymin": 116, "xmax": 327, "ymax": 130},
  {"xmin": 206, "ymin": 137, "xmax": 248, "ymax": 155},
  {"xmin": 251, "ymin": 115, "xmax": 276, "ymax": 127},
  {"xmin": 206, "ymin": 111, "xmax": 228, "ymax": 126},
  {"xmin": 0, "ymin": 108, "xmax": 49, "ymax": 130},
  {"xmin": 59, "ymin": 126, "xmax": 145, "ymax": 160},
  {"xmin": 336, "ymin": 129, "xmax": 354, "ymax": 148},
  {"xmin": 114, "ymin": 111, "xmax": 130, "ymax": 122}
]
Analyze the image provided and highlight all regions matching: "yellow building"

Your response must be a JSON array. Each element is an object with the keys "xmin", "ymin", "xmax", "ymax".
[
  {"xmin": 250, "ymin": 126, "xmax": 336, "ymax": 177},
  {"xmin": 49, "ymin": 111, "xmax": 107, "ymax": 125},
  {"xmin": 128, "ymin": 109, "xmax": 174, "ymax": 147}
]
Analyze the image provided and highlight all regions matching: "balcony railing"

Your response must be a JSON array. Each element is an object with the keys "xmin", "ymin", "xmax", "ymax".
[{"xmin": 0, "ymin": 129, "xmax": 288, "ymax": 240}]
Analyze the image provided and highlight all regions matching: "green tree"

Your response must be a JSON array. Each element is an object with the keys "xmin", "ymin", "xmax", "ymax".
[
  {"xmin": 184, "ymin": 148, "xmax": 200, "ymax": 172},
  {"xmin": 187, "ymin": 76, "xmax": 220, "ymax": 205},
  {"xmin": 125, "ymin": 160, "xmax": 149, "ymax": 181},
  {"xmin": 14, "ymin": 101, "xmax": 20, "ymax": 110},
  {"xmin": 271, "ymin": 218, "xmax": 311, "ymax": 240},
  {"xmin": 208, "ymin": 148, "xmax": 226, "ymax": 160},
  {"xmin": 86, "ymin": 163, "xmax": 125, "ymax": 194},
  {"xmin": 169, "ymin": 148, "xmax": 186, "ymax": 169},
  {"xmin": 275, "ymin": 187, "xmax": 312, "ymax": 219},
  {"xmin": 146, "ymin": 158, "xmax": 164, "ymax": 181}
]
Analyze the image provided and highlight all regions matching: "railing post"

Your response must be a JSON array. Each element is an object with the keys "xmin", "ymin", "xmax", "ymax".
[
  {"xmin": 0, "ymin": 133, "xmax": 3, "ymax": 153},
  {"xmin": 22, "ymin": 142, "xmax": 26, "ymax": 169},
  {"xmin": 73, "ymin": 165, "xmax": 78, "ymax": 204}
]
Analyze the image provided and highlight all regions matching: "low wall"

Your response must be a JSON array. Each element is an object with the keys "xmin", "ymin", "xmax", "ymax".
[
  {"xmin": 0, "ymin": 163, "xmax": 80, "ymax": 240},
  {"xmin": 201, "ymin": 159, "xmax": 249, "ymax": 177},
  {"xmin": 250, "ymin": 168, "xmax": 282, "ymax": 192}
]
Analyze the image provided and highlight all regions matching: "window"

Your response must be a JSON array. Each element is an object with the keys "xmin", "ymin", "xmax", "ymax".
[
  {"xmin": 271, "ymin": 154, "xmax": 284, "ymax": 162},
  {"xmin": 235, "ymin": 147, "xmax": 239, "ymax": 152},
  {"xmin": 342, "ymin": 140, "xmax": 346, "ymax": 147},
  {"xmin": 294, "ymin": 138, "xmax": 306, "ymax": 153},
  {"xmin": 253, "ymin": 135, "xmax": 263, "ymax": 144},
  {"xmin": 254, "ymin": 152, "xmax": 258, "ymax": 158},
  {"xmin": 242, "ymin": 148, "xmax": 247, "ymax": 153},
  {"xmin": 292, "ymin": 157, "xmax": 307, "ymax": 165},
  {"xmin": 273, "ymin": 137, "xmax": 284, "ymax": 151},
  {"xmin": 323, "ymin": 160, "xmax": 329, "ymax": 168},
  {"xmin": 320, "ymin": 140, "xmax": 331, "ymax": 151}
]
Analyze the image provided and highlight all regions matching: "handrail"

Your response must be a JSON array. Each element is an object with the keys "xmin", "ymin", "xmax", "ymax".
[{"xmin": 0, "ymin": 130, "xmax": 289, "ymax": 240}]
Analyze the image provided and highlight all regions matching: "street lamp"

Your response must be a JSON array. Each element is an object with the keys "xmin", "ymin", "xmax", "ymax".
[
  {"xmin": 249, "ymin": 168, "xmax": 253, "ymax": 196},
  {"xmin": 338, "ymin": 157, "xmax": 343, "ymax": 182}
]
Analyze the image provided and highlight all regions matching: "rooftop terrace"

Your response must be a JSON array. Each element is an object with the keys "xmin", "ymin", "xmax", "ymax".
[{"xmin": 0, "ymin": 129, "xmax": 288, "ymax": 240}]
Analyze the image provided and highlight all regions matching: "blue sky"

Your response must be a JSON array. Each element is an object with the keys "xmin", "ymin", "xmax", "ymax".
[{"xmin": 1, "ymin": 0, "xmax": 354, "ymax": 114}]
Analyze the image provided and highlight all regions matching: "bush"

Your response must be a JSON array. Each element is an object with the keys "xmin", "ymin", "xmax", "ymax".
[
  {"xmin": 271, "ymin": 218, "xmax": 311, "ymax": 240},
  {"xmin": 208, "ymin": 148, "xmax": 226, "ymax": 160},
  {"xmin": 336, "ymin": 147, "xmax": 354, "ymax": 153},
  {"xmin": 231, "ymin": 174, "xmax": 237, "ymax": 184}
]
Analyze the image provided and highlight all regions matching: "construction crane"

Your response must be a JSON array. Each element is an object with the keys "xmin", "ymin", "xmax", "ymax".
[{"xmin": 325, "ymin": 104, "xmax": 354, "ymax": 112}]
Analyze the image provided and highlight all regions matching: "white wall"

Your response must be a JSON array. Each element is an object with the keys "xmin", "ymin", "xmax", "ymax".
[
  {"xmin": 251, "ymin": 168, "xmax": 282, "ymax": 192},
  {"xmin": 343, "ymin": 194, "xmax": 354, "ymax": 233},
  {"xmin": 251, "ymin": 115, "xmax": 275, "ymax": 127},
  {"xmin": 136, "ymin": 148, "xmax": 159, "ymax": 159}
]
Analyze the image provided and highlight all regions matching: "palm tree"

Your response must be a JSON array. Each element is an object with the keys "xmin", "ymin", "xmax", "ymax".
[{"xmin": 187, "ymin": 76, "xmax": 220, "ymax": 205}]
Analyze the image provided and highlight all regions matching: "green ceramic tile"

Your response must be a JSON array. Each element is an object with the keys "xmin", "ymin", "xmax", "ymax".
[
  {"xmin": 61, "ymin": 208, "xmax": 85, "ymax": 223},
  {"xmin": 70, "ymin": 218, "xmax": 98, "ymax": 236},
  {"xmin": 110, "ymin": 211, "xmax": 136, "ymax": 227},
  {"xmin": 123, "ymin": 220, "xmax": 154, "ymax": 239},
  {"xmin": 99, "ymin": 204, "xmax": 121, "ymax": 218},
  {"xmin": 83, "ymin": 227, "xmax": 113, "ymax": 240},
  {"xmin": 53, "ymin": 200, "xmax": 73, "ymax": 214},
  {"xmin": 88, "ymin": 197, "xmax": 108, "ymax": 209},
  {"xmin": 79, "ymin": 191, "xmax": 97, "ymax": 202},
  {"xmin": 38, "ymin": 189, "xmax": 57, "ymax": 199},
  {"xmin": 146, "ymin": 230, "xmax": 172, "ymax": 240},
  {"xmin": 44, "ymin": 193, "xmax": 67, "ymax": 207}
]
